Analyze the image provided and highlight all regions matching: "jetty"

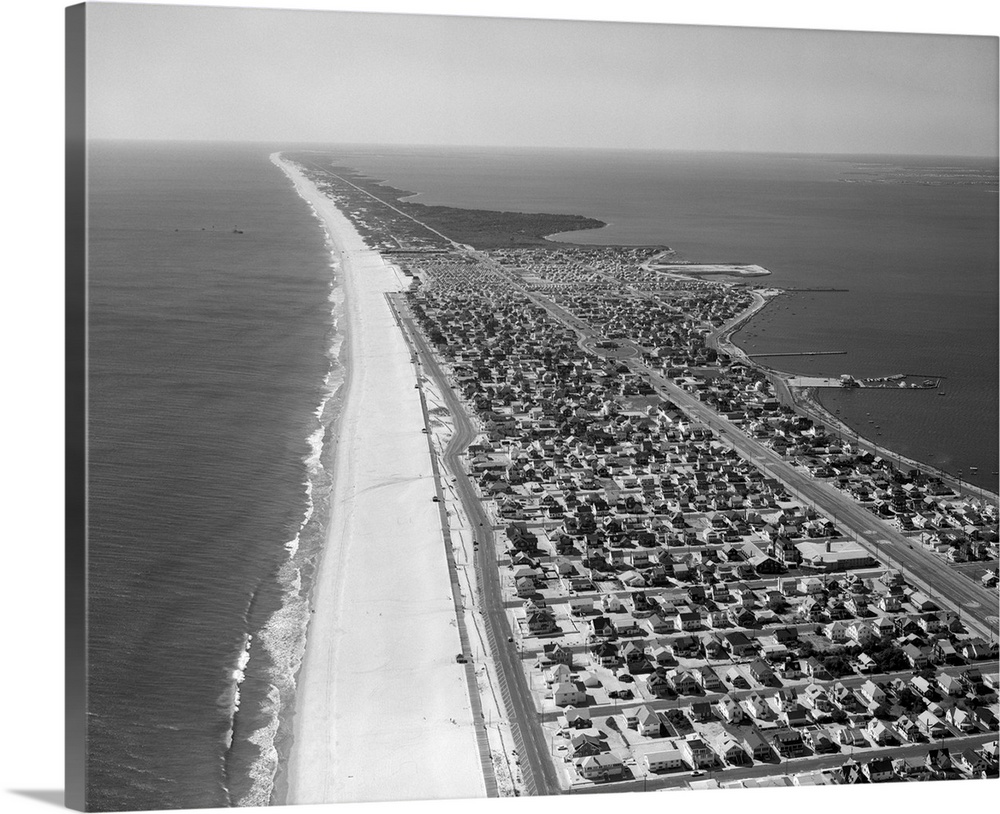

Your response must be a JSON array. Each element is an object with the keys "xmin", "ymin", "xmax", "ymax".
[
  {"xmin": 782, "ymin": 287, "xmax": 849, "ymax": 292},
  {"xmin": 747, "ymin": 350, "xmax": 846, "ymax": 358}
]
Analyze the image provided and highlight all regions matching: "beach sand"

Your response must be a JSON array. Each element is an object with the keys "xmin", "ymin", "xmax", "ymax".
[{"xmin": 271, "ymin": 154, "xmax": 486, "ymax": 804}]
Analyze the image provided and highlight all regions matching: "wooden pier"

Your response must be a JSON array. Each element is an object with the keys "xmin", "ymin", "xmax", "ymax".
[{"xmin": 747, "ymin": 350, "xmax": 847, "ymax": 358}]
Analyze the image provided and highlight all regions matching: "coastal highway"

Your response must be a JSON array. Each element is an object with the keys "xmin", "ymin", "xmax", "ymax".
[{"xmin": 390, "ymin": 293, "xmax": 560, "ymax": 797}]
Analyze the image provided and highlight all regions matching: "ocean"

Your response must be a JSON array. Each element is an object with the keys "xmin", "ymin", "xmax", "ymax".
[
  {"xmin": 87, "ymin": 141, "xmax": 344, "ymax": 810},
  {"xmin": 86, "ymin": 142, "xmax": 997, "ymax": 810}
]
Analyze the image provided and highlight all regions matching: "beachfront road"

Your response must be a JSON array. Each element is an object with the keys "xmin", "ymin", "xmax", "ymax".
[{"xmin": 391, "ymin": 294, "xmax": 560, "ymax": 797}]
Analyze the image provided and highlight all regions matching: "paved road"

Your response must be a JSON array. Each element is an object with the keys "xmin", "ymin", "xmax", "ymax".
[
  {"xmin": 540, "ymin": 661, "xmax": 989, "ymax": 723},
  {"xmin": 391, "ymin": 294, "xmax": 560, "ymax": 797},
  {"xmin": 568, "ymin": 730, "xmax": 997, "ymax": 794}
]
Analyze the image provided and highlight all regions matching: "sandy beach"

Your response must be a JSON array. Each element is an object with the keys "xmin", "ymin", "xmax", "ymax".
[{"xmin": 271, "ymin": 154, "xmax": 485, "ymax": 804}]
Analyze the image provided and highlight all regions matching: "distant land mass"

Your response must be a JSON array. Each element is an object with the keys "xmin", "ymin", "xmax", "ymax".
[{"xmin": 329, "ymin": 165, "xmax": 607, "ymax": 248}]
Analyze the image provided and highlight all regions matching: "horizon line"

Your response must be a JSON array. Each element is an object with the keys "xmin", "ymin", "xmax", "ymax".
[{"xmin": 86, "ymin": 137, "xmax": 1000, "ymax": 161}]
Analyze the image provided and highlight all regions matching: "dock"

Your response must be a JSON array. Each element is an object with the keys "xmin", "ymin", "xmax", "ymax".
[
  {"xmin": 782, "ymin": 287, "xmax": 849, "ymax": 292},
  {"xmin": 747, "ymin": 350, "xmax": 847, "ymax": 358}
]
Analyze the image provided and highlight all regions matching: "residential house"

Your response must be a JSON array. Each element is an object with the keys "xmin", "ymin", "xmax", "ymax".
[
  {"xmin": 645, "ymin": 671, "xmax": 673, "ymax": 699},
  {"xmin": 918, "ymin": 710, "xmax": 949, "ymax": 739},
  {"xmin": 824, "ymin": 620, "xmax": 850, "ymax": 643},
  {"xmin": 537, "ymin": 642, "xmax": 574, "ymax": 668},
  {"xmin": 858, "ymin": 680, "xmax": 887, "ymax": 707},
  {"xmin": 955, "ymin": 749, "xmax": 990, "ymax": 776},
  {"xmin": 867, "ymin": 718, "xmax": 895, "ymax": 746},
  {"xmin": 771, "ymin": 728, "xmax": 807, "ymax": 758},
  {"xmin": 591, "ymin": 642, "xmax": 619, "ymax": 668},
  {"xmin": 910, "ymin": 675, "xmax": 934, "ymax": 697},
  {"xmin": 781, "ymin": 703, "xmax": 812, "ymax": 729},
  {"xmin": 845, "ymin": 622, "xmax": 876, "ymax": 646},
  {"xmin": 544, "ymin": 663, "xmax": 572, "ymax": 686},
  {"xmin": 838, "ymin": 727, "xmax": 867, "ymax": 749},
  {"xmin": 668, "ymin": 669, "xmax": 700, "ymax": 695},
  {"xmin": 678, "ymin": 735, "xmax": 715, "ymax": 769},
  {"xmin": 559, "ymin": 707, "xmax": 592, "ymax": 730},
  {"xmin": 716, "ymin": 695, "xmax": 744, "ymax": 724},
  {"xmin": 674, "ymin": 608, "xmax": 702, "ymax": 631},
  {"xmin": 694, "ymin": 667, "xmax": 723, "ymax": 692},
  {"xmin": 895, "ymin": 715, "xmax": 924, "ymax": 743},
  {"xmin": 626, "ymin": 705, "xmax": 664, "ymax": 738},
  {"xmin": 590, "ymin": 616, "xmax": 615, "ymax": 640},
  {"xmin": 902, "ymin": 643, "xmax": 932, "ymax": 670},
  {"xmin": 741, "ymin": 730, "xmax": 773, "ymax": 761},
  {"xmin": 863, "ymin": 757, "xmax": 896, "ymax": 783},
  {"xmin": 803, "ymin": 727, "xmax": 837, "ymax": 753},
  {"xmin": 947, "ymin": 707, "xmax": 976, "ymax": 734},
  {"xmin": 552, "ymin": 681, "xmax": 587, "ymax": 707},
  {"xmin": 723, "ymin": 631, "xmax": 757, "ymax": 658},
  {"xmin": 713, "ymin": 733, "xmax": 750, "ymax": 766},
  {"xmin": 856, "ymin": 653, "xmax": 877, "ymax": 673},
  {"xmin": 749, "ymin": 660, "xmax": 776, "ymax": 686},
  {"xmin": 938, "ymin": 673, "xmax": 964, "ymax": 697},
  {"xmin": 971, "ymin": 707, "xmax": 998, "ymax": 731},
  {"xmin": 743, "ymin": 692, "xmax": 773, "ymax": 721},
  {"xmin": 645, "ymin": 748, "xmax": 687, "ymax": 773},
  {"xmin": 569, "ymin": 732, "xmax": 604, "ymax": 758},
  {"xmin": 688, "ymin": 700, "xmax": 714, "ymax": 723},
  {"xmin": 577, "ymin": 754, "xmax": 624, "ymax": 782},
  {"xmin": 724, "ymin": 666, "xmax": 749, "ymax": 688},
  {"xmin": 803, "ymin": 657, "xmax": 832, "ymax": 681}
]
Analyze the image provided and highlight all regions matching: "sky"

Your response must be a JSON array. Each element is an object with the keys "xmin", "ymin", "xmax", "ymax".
[{"xmin": 85, "ymin": 3, "xmax": 998, "ymax": 156}]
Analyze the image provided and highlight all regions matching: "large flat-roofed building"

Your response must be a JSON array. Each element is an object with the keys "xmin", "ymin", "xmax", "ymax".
[{"xmin": 795, "ymin": 539, "xmax": 875, "ymax": 571}]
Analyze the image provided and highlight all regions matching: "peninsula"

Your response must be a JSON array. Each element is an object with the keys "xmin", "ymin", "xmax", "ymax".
[{"xmin": 278, "ymin": 150, "xmax": 999, "ymax": 797}]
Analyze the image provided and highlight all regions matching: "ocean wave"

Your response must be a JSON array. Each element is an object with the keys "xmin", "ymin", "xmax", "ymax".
[
  {"xmin": 235, "ymin": 558, "xmax": 310, "ymax": 807},
  {"xmin": 240, "ymin": 685, "xmax": 282, "ymax": 807},
  {"xmin": 222, "ymin": 632, "xmax": 253, "ymax": 751},
  {"xmin": 234, "ymin": 160, "xmax": 348, "ymax": 807}
]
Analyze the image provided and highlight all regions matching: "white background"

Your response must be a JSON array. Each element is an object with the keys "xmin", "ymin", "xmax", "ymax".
[{"xmin": 0, "ymin": 2, "xmax": 996, "ymax": 814}]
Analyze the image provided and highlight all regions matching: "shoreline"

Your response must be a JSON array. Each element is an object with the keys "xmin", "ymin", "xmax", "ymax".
[
  {"xmin": 264, "ymin": 221, "xmax": 353, "ymax": 809},
  {"xmin": 719, "ymin": 291, "xmax": 1000, "ymax": 503},
  {"xmin": 270, "ymin": 153, "xmax": 486, "ymax": 804}
]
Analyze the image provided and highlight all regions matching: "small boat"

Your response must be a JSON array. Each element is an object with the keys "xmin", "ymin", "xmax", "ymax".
[{"xmin": 938, "ymin": 392, "xmax": 946, "ymax": 396}]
